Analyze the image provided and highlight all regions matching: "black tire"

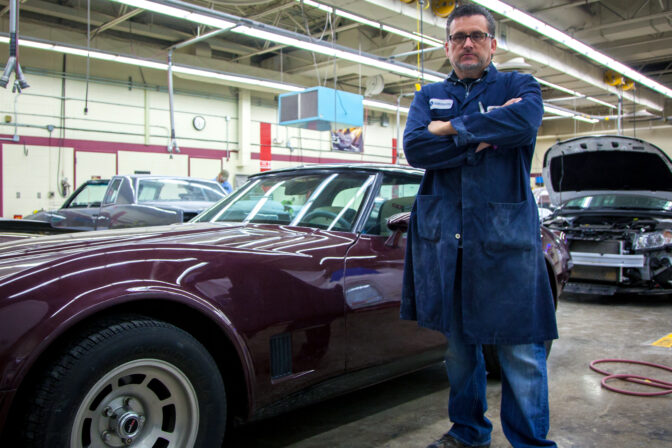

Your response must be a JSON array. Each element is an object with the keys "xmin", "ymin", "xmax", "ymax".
[
  {"xmin": 20, "ymin": 317, "xmax": 226, "ymax": 448},
  {"xmin": 483, "ymin": 340, "xmax": 553, "ymax": 378}
]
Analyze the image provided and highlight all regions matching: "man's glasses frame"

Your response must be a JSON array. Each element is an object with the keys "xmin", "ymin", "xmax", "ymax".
[{"xmin": 448, "ymin": 31, "xmax": 494, "ymax": 45}]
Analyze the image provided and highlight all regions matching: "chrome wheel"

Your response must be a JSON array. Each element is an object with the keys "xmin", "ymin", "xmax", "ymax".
[{"xmin": 71, "ymin": 359, "xmax": 199, "ymax": 448}]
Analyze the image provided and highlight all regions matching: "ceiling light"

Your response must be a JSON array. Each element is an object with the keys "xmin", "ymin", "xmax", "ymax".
[
  {"xmin": 544, "ymin": 104, "xmax": 575, "ymax": 117},
  {"xmin": 586, "ymin": 97, "xmax": 617, "ymax": 109},
  {"xmin": 471, "ymin": 0, "xmax": 672, "ymax": 98},
  {"xmin": 2, "ymin": 35, "xmax": 303, "ymax": 92},
  {"xmin": 111, "ymin": 0, "xmax": 235, "ymax": 30},
  {"xmin": 535, "ymin": 77, "xmax": 582, "ymax": 97},
  {"xmin": 574, "ymin": 115, "xmax": 599, "ymax": 124},
  {"xmin": 363, "ymin": 99, "xmax": 410, "ymax": 114}
]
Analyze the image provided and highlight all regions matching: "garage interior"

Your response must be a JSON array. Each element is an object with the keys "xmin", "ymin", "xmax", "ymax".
[{"xmin": 1, "ymin": 1, "xmax": 671, "ymax": 447}]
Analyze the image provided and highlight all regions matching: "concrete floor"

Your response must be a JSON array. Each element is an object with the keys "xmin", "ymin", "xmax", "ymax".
[{"xmin": 226, "ymin": 293, "xmax": 672, "ymax": 448}]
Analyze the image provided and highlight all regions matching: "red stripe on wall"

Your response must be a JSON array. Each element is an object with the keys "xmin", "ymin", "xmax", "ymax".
[{"xmin": 259, "ymin": 122, "xmax": 271, "ymax": 172}]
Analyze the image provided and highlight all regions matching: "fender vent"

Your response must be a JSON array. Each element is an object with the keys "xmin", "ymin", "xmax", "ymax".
[{"xmin": 270, "ymin": 333, "xmax": 292, "ymax": 379}]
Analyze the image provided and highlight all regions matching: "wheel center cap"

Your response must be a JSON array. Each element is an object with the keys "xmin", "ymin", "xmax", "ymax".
[{"xmin": 117, "ymin": 412, "xmax": 143, "ymax": 438}]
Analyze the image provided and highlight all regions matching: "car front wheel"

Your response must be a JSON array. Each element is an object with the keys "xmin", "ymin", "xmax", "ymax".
[{"xmin": 20, "ymin": 317, "xmax": 226, "ymax": 448}]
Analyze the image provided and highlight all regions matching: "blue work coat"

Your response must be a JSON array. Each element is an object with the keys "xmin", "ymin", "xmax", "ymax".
[{"xmin": 401, "ymin": 64, "xmax": 558, "ymax": 344}]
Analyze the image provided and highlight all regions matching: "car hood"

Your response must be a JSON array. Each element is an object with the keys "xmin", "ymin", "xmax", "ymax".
[
  {"xmin": 542, "ymin": 135, "xmax": 672, "ymax": 205},
  {"xmin": 0, "ymin": 222, "xmax": 352, "ymax": 282}
]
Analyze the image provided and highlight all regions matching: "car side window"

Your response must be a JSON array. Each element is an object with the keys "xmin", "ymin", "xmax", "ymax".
[
  {"xmin": 362, "ymin": 173, "xmax": 420, "ymax": 236},
  {"xmin": 102, "ymin": 178, "xmax": 123, "ymax": 205}
]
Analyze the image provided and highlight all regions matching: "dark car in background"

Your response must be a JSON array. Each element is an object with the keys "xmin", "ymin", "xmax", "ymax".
[
  {"xmin": 0, "ymin": 164, "xmax": 571, "ymax": 447},
  {"xmin": 26, "ymin": 175, "xmax": 226, "ymax": 231},
  {"xmin": 543, "ymin": 135, "xmax": 672, "ymax": 295}
]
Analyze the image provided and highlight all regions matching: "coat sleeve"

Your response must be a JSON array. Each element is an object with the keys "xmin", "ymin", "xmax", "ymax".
[
  {"xmin": 403, "ymin": 88, "xmax": 472, "ymax": 170},
  {"xmin": 450, "ymin": 74, "xmax": 543, "ymax": 149}
]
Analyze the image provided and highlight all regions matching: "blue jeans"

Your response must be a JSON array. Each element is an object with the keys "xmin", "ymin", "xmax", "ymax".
[{"xmin": 444, "ymin": 260, "xmax": 556, "ymax": 447}]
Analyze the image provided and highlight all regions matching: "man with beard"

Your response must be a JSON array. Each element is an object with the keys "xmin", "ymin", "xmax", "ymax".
[{"xmin": 401, "ymin": 4, "xmax": 558, "ymax": 448}]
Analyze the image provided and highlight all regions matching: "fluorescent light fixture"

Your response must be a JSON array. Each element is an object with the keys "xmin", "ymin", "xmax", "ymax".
[
  {"xmin": 544, "ymin": 104, "xmax": 576, "ymax": 117},
  {"xmin": 337, "ymin": 10, "xmax": 380, "ymax": 28},
  {"xmin": 574, "ymin": 115, "xmax": 599, "ymax": 123},
  {"xmin": 172, "ymin": 66, "xmax": 303, "ymax": 91},
  {"xmin": 586, "ymin": 96, "xmax": 616, "ymax": 109},
  {"xmin": 363, "ymin": 99, "xmax": 410, "ymax": 114},
  {"xmin": 472, "ymin": 0, "xmax": 672, "ymax": 98},
  {"xmin": 3, "ymin": 35, "xmax": 303, "ymax": 92},
  {"xmin": 544, "ymin": 103, "xmax": 600, "ymax": 123},
  {"xmin": 535, "ymin": 77, "xmax": 582, "ymax": 97},
  {"xmin": 111, "ymin": 0, "xmax": 235, "ymax": 30},
  {"xmin": 300, "ymin": 0, "xmax": 333, "ymax": 13},
  {"xmin": 110, "ymin": 0, "xmax": 235, "ymax": 29}
]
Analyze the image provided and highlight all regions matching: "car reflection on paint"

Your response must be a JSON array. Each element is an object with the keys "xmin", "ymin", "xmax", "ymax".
[{"xmin": 0, "ymin": 164, "xmax": 571, "ymax": 447}]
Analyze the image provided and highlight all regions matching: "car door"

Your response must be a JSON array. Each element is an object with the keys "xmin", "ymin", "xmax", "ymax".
[
  {"xmin": 344, "ymin": 172, "xmax": 446, "ymax": 371},
  {"xmin": 48, "ymin": 180, "xmax": 109, "ymax": 230}
]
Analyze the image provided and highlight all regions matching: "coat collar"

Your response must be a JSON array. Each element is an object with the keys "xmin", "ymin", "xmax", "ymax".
[{"xmin": 446, "ymin": 63, "xmax": 498, "ymax": 85}]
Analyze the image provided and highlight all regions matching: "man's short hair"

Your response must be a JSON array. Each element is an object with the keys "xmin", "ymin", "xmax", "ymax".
[{"xmin": 446, "ymin": 3, "xmax": 496, "ymax": 40}]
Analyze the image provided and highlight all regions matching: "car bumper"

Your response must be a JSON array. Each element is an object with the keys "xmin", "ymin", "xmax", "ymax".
[{"xmin": 563, "ymin": 281, "xmax": 672, "ymax": 296}]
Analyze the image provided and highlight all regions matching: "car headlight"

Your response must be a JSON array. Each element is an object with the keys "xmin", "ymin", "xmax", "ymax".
[{"xmin": 633, "ymin": 230, "xmax": 672, "ymax": 251}]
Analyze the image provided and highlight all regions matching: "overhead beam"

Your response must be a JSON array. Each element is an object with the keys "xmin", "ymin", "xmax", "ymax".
[{"xmin": 91, "ymin": 8, "xmax": 143, "ymax": 38}]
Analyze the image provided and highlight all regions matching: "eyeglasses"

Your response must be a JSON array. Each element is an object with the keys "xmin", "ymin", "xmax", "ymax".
[{"xmin": 448, "ymin": 31, "xmax": 494, "ymax": 45}]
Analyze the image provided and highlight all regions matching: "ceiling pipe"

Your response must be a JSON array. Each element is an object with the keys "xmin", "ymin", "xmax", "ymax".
[
  {"xmin": 0, "ymin": 0, "xmax": 29, "ymax": 90},
  {"xmin": 167, "ymin": 50, "xmax": 180, "ymax": 156}
]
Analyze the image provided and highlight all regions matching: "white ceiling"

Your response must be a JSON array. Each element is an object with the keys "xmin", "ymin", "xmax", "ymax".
[{"xmin": 2, "ymin": 0, "xmax": 672, "ymax": 123}]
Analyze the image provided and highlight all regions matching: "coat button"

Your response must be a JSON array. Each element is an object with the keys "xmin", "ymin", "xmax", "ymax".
[{"xmin": 455, "ymin": 233, "xmax": 461, "ymax": 239}]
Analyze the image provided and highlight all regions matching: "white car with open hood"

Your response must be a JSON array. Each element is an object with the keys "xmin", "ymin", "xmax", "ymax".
[{"xmin": 542, "ymin": 135, "xmax": 672, "ymax": 295}]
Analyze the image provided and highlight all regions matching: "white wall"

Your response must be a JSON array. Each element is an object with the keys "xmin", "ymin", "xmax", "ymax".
[
  {"xmin": 2, "ymin": 144, "xmax": 74, "ymax": 217},
  {"xmin": 75, "ymin": 152, "xmax": 117, "ymax": 186}
]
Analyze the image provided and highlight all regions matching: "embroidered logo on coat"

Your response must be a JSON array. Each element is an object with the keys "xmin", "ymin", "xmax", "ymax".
[{"xmin": 429, "ymin": 98, "xmax": 454, "ymax": 110}]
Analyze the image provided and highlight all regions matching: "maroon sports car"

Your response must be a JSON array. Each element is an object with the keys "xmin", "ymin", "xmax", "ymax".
[{"xmin": 0, "ymin": 164, "xmax": 571, "ymax": 447}]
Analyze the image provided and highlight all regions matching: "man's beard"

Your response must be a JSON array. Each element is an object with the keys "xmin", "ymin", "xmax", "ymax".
[{"xmin": 454, "ymin": 55, "xmax": 489, "ymax": 75}]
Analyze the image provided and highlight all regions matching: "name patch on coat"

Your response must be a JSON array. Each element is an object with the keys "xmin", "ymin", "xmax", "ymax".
[{"xmin": 429, "ymin": 98, "xmax": 454, "ymax": 110}]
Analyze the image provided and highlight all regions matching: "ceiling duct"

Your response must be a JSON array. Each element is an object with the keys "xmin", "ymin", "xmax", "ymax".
[{"xmin": 0, "ymin": 0, "xmax": 29, "ymax": 90}]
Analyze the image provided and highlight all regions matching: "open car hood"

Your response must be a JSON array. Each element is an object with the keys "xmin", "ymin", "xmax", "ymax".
[{"xmin": 542, "ymin": 135, "xmax": 672, "ymax": 205}]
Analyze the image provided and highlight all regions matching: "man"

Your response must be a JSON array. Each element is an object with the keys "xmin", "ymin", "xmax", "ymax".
[
  {"xmin": 401, "ymin": 4, "xmax": 558, "ymax": 448},
  {"xmin": 216, "ymin": 169, "xmax": 233, "ymax": 194}
]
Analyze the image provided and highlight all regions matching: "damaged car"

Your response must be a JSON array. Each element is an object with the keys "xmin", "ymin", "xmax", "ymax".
[{"xmin": 542, "ymin": 135, "xmax": 672, "ymax": 295}]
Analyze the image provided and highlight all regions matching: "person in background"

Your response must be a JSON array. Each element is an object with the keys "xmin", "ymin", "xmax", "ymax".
[
  {"xmin": 216, "ymin": 169, "xmax": 233, "ymax": 194},
  {"xmin": 401, "ymin": 4, "xmax": 558, "ymax": 448}
]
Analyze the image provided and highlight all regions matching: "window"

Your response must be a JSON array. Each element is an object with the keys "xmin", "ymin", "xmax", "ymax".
[
  {"xmin": 195, "ymin": 171, "xmax": 375, "ymax": 231},
  {"xmin": 102, "ymin": 178, "xmax": 123, "ymax": 205},
  {"xmin": 362, "ymin": 173, "xmax": 420, "ymax": 236},
  {"xmin": 136, "ymin": 179, "xmax": 225, "ymax": 203}
]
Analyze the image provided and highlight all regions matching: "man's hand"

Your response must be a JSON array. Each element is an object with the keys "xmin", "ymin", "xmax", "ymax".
[
  {"xmin": 428, "ymin": 120, "xmax": 456, "ymax": 136},
  {"xmin": 502, "ymin": 97, "xmax": 522, "ymax": 107}
]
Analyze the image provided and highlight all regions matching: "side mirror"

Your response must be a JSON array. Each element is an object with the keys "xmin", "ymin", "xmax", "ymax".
[{"xmin": 385, "ymin": 212, "xmax": 411, "ymax": 248}]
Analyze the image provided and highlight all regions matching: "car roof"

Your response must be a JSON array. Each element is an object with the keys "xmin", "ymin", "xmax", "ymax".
[{"xmin": 248, "ymin": 163, "xmax": 423, "ymax": 178}]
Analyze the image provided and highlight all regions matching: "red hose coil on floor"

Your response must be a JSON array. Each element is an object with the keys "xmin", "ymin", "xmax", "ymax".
[{"xmin": 589, "ymin": 359, "xmax": 672, "ymax": 397}]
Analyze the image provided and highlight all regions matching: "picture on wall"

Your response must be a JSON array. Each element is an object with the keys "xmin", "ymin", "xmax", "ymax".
[{"xmin": 331, "ymin": 127, "xmax": 363, "ymax": 152}]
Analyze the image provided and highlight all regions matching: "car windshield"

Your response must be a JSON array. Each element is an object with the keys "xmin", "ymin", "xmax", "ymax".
[
  {"xmin": 194, "ymin": 171, "xmax": 375, "ymax": 231},
  {"xmin": 137, "ymin": 179, "xmax": 224, "ymax": 203},
  {"xmin": 67, "ymin": 182, "xmax": 109, "ymax": 208},
  {"xmin": 564, "ymin": 194, "xmax": 672, "ymax": 211}
]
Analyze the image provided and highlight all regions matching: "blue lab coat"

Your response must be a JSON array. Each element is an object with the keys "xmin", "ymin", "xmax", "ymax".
[{"xmin": 401, "ymin": 64, "xmax": 558, "ymax": 344}]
